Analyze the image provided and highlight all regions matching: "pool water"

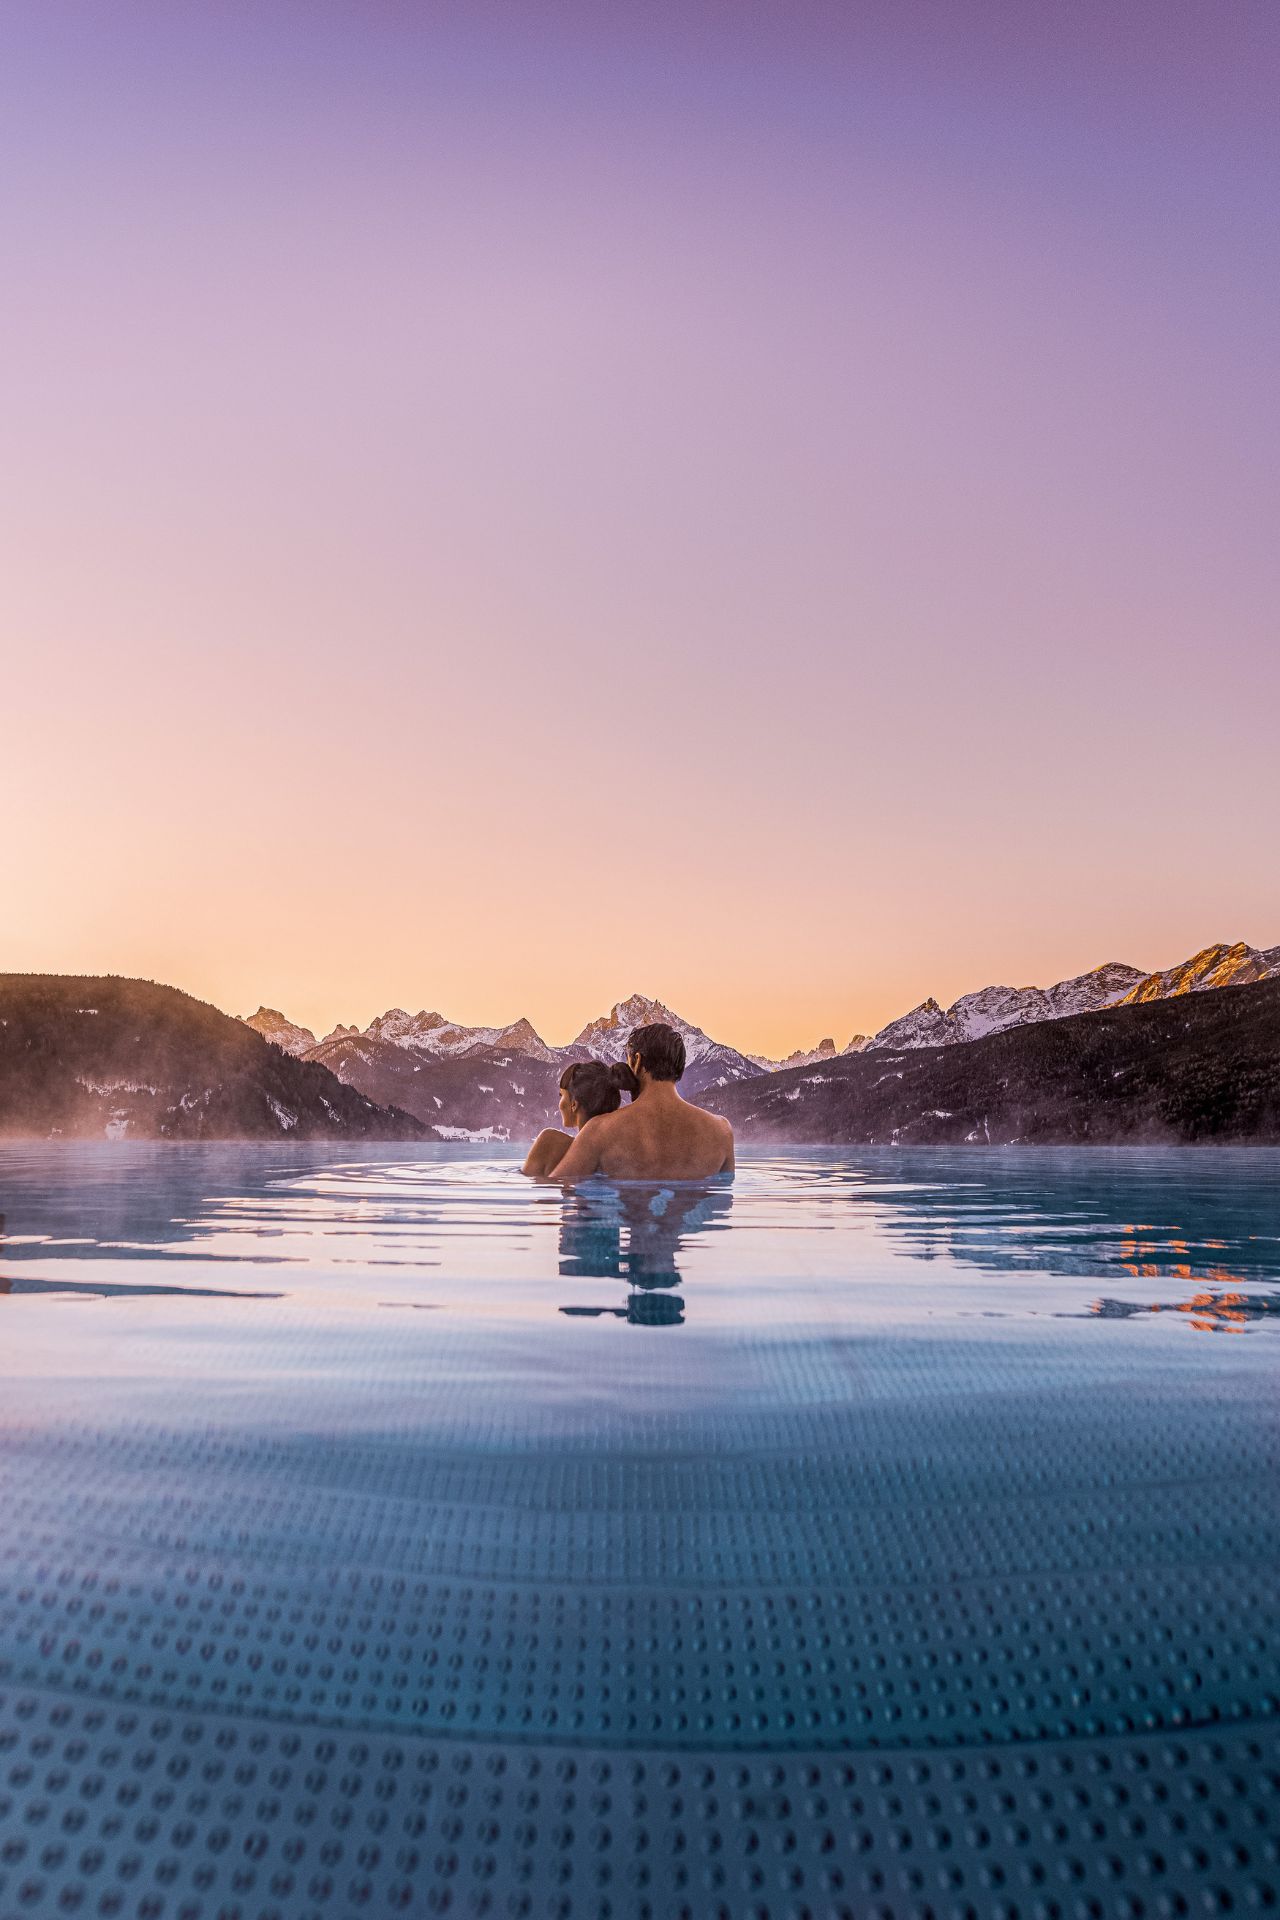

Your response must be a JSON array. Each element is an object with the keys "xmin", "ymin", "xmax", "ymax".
[{"xmin": 1, "ymin": 1143, "xmax": 1278, "ymax": 1918}]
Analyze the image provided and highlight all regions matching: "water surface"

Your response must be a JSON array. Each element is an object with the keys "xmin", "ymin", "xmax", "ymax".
[{"xmin": 2, "ymin": 1144, "xmax": 1278, "ymax": 1917}]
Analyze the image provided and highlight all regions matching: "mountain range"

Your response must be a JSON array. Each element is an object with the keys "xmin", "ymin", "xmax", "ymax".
[
  {"xmin": 864, "ymin": 944, "xmax": 1280, "ymax": 1051},
  {"xmin": 4, "ymin": 938, "xmax": 1274, "ymax": 1146},
  {"xmin": 241, "ymin": 939, "xmax": 1279, "ymax": 1141},
  {"xmin": 271, "ymin": 994, "xmax": 764, "ymax": 1140},
  {"xmin": 700, "ymin": 973, "xmax": 1280, "ymax": 1147}
]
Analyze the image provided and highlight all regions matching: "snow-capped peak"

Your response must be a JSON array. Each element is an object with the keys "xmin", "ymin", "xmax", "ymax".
[
  {"xmin": 572, "ymin": 994, "xmax": 714, "ymax": 1064},
  {"xmin": 1116, "ymin": 941, "xmax": 1280, "ymax": 1005},
  {"xmin": 245, "ymin": 938, "xmax": 1279, "ymax": 1093},
  {"xmin": 570, "ymin": 994, "xmax": 765, "ymax": 1087},
  {"xmin": 863, "ymin": 961, "xmax": 1148, "ymax": 1051},
  {"xmin": 751, "ymin": 1037, "xmax": 840, "ymax": 1072},
  {"xmin": 491, "ymin": 1017, "xmax": 557, "ymax": 1063},
  {"xmin": 866, "ymin": 997, "xmax": 953, "ymax": 1051},
  {"xmin": 361, "ymin": 1006, "xmax": 554, "ymax": 1060},
  {"xmin": 241, "ymin": 1007, "xmax": 317, "ymax": 1057},
  {"xmin": 365, "ymin": 1007, "xmax": 450, "ymax": 1047}
]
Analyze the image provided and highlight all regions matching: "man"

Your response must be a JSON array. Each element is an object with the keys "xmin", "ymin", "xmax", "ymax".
[{"xmin": 546, "ymin": 1022, "xmax": 735, "ymax": 1182}]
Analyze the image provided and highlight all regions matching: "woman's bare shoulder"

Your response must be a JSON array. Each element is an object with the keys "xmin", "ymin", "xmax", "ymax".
[{"xmin": 521, "ymin": 1128, "xmax": 572, "ymax": 1177}]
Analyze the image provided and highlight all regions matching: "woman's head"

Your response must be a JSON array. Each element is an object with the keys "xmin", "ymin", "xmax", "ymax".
[{"xmin": 558, "ymin": 1059, "xmax": 637, "ymax": 1130}]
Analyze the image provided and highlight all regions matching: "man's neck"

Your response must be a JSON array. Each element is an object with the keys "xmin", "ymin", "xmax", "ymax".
[{"xmin": 635, "ymin": 1078, "xmax": 681, "ymax": 1105}]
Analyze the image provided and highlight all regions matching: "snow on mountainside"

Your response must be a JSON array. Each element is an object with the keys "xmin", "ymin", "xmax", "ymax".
[
  {"xmin": 752, "ymin": 1037, "xmax": 839, "ymax": 1072},
  {"xmin": 860, "ymin": 947, "xmax": 1279, "ymax": 1054},
  {"xmin": 571, "ymin": 994, "xmax": 763, "ymax": 1093},
  {"xmin": 701, "ymin": 976, "xmax": 1280, "ymax": 1147},
  {"xmin": 867, "ymin": 998, "xmax": 954, "ymax": 1050},
  {"xmin": 366, "ymin": 1007, "xmax": 449, "ymax": 1047},
  {"xmin": 363, "ymin": 1007, "xmax": 557, "ymax": 1062},
  {"xmin": 305, "ymin": 991, "xmax": 762, "ymax": 1115},
  {"xmin": 1116, "ymin": 941, "xmax": 1280, "ymax": 1006},
  {"xmin": 865, "ymin": 962, "xmax": 1147, "ymax": 1051},
  {"xmin": 246, "ymin": 940, "xmax": 1279, "ymax": 1118},
  {"xmin": 304, "ymin": 1028, "xmax": 565, "ymax": 1139},
  {"xmin": 751, "ymin": 1035, "xmax": 868, "ymax": 1070},
  {"xmin": 256, "ymin": 991, "xmax": 761, "ymax": 1113},
  {"xmin": 572, "ymin": 994, "xmax": 715, "ymax": 1063},
  {"xmin": 1042, "ymin": 961, "xmax": 1149, "ymax": 1018},
  {"xmin": 494, "ymin": 1018, "xmax": 559, "ymax": 1062},
  {"xmin": 240, "ymin": 1007, "xmax": 318, "ymax": 1057}
]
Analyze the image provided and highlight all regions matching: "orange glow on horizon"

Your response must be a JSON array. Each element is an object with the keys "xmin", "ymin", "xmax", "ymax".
[{"xmin": 5, "ymin": 5, "xmax": 1277, "ymax": 1057}]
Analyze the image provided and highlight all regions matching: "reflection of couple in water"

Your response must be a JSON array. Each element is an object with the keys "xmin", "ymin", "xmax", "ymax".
[
  {"xmin": 556, "ymin": 1165, "xmax": 735, "ymax": 1328},
  {"xmin": 520, "ymin": 1022, "xmax": 735, "ymax": 1182}
]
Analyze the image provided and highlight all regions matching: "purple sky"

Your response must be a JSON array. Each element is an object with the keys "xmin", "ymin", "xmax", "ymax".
[{"xmin": 4, "ymin": 1, "xmax": 1278, "ymax": 1050}]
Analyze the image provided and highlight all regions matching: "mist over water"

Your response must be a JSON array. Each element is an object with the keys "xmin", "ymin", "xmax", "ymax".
[{"xmin": 3, "ymin": 1140, "xmax": 1277, "ymax": 1327}]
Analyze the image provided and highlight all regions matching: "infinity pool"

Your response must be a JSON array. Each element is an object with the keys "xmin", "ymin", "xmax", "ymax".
[{"xmin": 2, "ymin": 1144, "xmax": 1278, "ymax": 1918}]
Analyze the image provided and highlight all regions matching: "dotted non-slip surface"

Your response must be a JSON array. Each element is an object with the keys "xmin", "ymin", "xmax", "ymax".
[
  {"xmin": 3, "ymin": 1402, "xmax": 1279, "ymax": 1758},
  {"xmin": 3, "ymin": 1689, "xmax": 1278, "ymax": 1919}
]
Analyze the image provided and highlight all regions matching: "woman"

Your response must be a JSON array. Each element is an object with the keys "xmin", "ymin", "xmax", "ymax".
[{"xmin": 521, "ymin": 1060, "xmax": 637, "ymax": 1177}]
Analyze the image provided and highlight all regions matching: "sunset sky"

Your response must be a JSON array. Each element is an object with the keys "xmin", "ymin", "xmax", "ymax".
[{"xmin": 5, "ymin": 1, "xmax": 1277, "ymax": 1055}]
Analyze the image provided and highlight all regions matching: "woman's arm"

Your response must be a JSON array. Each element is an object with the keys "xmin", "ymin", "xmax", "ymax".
[
  {"xmin": 544, "ymin": 1114, "xmax": 610, "ymax": 1183},
  {"xmin": 521, "ymin": 1128, "xmax": 573, "ymax": 1178}
]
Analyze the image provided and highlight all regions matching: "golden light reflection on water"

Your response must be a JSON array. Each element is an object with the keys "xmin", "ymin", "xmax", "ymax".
[
  {"xmin": 1102, "ymin": 1219, "xmax": 1280, "ymax": 1331},
  {"xmin": 1090, "ymin": 1280, "xmax": 1280, "ymax": 1333}
]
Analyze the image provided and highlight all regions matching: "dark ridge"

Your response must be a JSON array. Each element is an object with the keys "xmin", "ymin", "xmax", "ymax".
[
  {"xmin": 0, "ymin": 973, "xmax": 427, "ymax": 1141},
  {"xmin": 700, "ymin": 976, "xmax": 1280, "ymax": 1146}
]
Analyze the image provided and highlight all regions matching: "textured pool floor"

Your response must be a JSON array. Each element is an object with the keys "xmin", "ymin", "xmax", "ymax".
[{"xmin": 2, "ymin": 1145, "xmax": 1278, "ymax": 1917}]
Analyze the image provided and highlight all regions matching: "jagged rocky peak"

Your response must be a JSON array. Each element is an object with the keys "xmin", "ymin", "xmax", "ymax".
[
  {"xmin": 245, "ymin": 939, "xmax": 1280, "ymax": 1088},
  {"xmin": 573, "ymin": 993, "xmax": 709, "ymax": 1061},
  {"xmin": 865, "ymin": 962, "xmax": 1148, "ymax": 1052},
  {"xmin": 754, "ymin": 1037, "xmax": 840, "ymax": 1072},
  {"xmin": 1043, "ymin": 961, "xmax": 1146, "ymax": 1017},
  {"xmin": 575, "ymin": 992, "xmax": 683, "ymax": 1037},
  {"xmin": 366, "ymin": 1008, "xmax": 449, "ymax": 1046},
  {"xmin": 867, "ymin": 997, "xmax": 956, "ymax": 1051},
  {"xmin": 356, "ymin": 1005, "xmax": 555, "ymax": 1062},
  {"xmin": 241, "ymin": 1007, "xmax": 318, "ymax": 1057},
  {"xmin": 573, "ymin": 993, "xmax": 764, "ymax": 1086},
  {"xmin": 1117, "ymin": 941, "xmax": 1280, "ymax": 1005},
  {"xmin": 491, "ymin": 1017, "xmax": 556, "ymax": 1063}
]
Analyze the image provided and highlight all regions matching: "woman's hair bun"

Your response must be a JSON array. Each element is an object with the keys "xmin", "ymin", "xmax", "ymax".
[
  {"xmin": 559, "ymin": 1058, "xmax": 629, "ymax": 1119},
  {"xmin": 608, "ymin": 1059, "xmax": 641, "ymax": 1099}
]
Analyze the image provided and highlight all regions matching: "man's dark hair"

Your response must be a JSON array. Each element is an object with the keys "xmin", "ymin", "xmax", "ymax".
[{"xmin": 627, "ymin": 1022, "xmax": 686, "ymax": 1083}]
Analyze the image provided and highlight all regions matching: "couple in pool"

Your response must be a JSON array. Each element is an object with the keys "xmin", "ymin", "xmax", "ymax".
[{"xmin": 521, "ymin": 1021, "xmax": 735, "ymax": 1182}]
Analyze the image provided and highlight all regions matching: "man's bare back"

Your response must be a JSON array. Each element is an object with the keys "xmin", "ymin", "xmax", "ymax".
[
  {"xmin": 550, "ymin": 1081, "xmax": 734, "ymax": 1183},
  {"xmin": 541, "ymin": 1023, "xmax": 734, "ymax": 1184}
]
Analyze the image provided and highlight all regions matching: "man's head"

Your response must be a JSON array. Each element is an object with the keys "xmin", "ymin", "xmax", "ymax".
[{"xmin": 625, "ymin": 1022, "xmax": 686, "ymax": 1085}]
